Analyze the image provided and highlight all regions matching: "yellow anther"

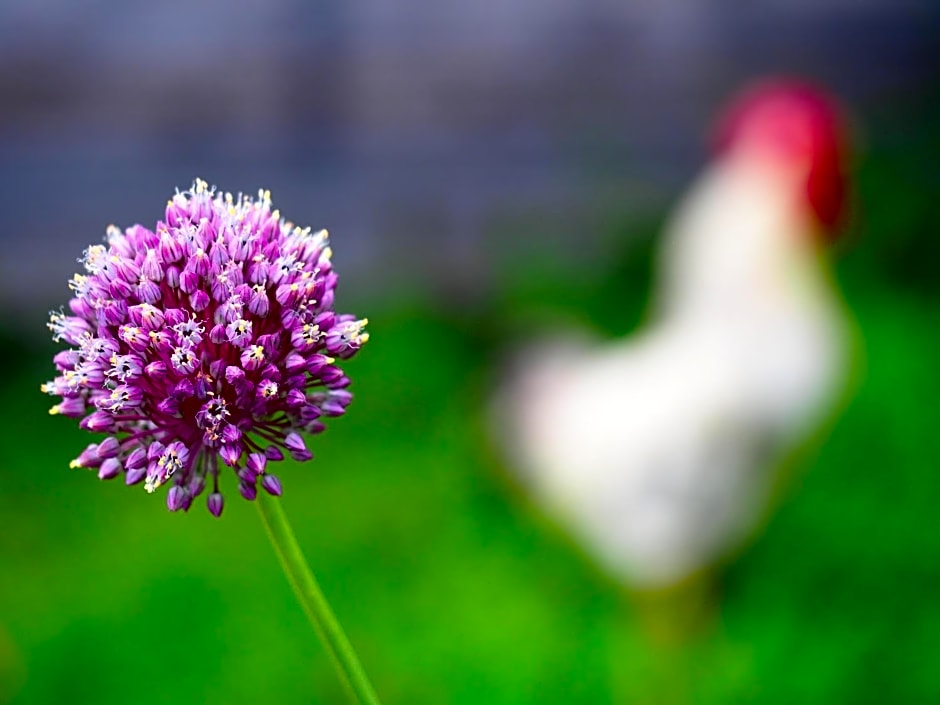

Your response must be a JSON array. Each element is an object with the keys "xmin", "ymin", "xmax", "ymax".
[
  {"xmin": 69, "ymin": 459, "xmax": 82, "ymax": 469},
  {"xmin": 49, "ymin": 405, "xmax": 60, "ymax": 415},
  {"xmin": 68, "ymin": 274, "xmax": 87, "ymax": 291}
]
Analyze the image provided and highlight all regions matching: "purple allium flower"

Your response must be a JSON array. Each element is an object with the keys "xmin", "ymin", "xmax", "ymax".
[{"xmin": 43, "ymin": 179, "xmax": 369, "ymax": 515}]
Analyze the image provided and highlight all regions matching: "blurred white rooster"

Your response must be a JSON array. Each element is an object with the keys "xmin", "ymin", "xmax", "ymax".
[{"xmin": 495, "ymin": 80, "xmax": 855, "ymax": 592}]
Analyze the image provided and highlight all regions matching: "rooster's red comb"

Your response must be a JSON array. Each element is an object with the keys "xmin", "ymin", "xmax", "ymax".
[{"xmin": 712, "ymin": 78, "xmax": 849, "ymax": 236}]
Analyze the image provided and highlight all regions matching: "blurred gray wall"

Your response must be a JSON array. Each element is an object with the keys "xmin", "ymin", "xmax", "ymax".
[{"xmin": 0, "ymin": 0, "xmax": 937, "ymax": 324}]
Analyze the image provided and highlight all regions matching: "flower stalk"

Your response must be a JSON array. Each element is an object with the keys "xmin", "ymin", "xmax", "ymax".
[{"xmin": 257, "ymin": 493, "xmax": 383, "ymax": 705}]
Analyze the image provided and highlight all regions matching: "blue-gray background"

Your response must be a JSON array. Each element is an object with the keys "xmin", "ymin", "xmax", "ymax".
[{"xmin": 1, "ymin": 2, "xmax": 938, "ymax": 703}]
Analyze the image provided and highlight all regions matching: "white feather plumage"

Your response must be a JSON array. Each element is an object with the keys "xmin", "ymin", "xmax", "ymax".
[{"xmin": 497, "ymin": 149, "xmax": 848, "ymax": 588}]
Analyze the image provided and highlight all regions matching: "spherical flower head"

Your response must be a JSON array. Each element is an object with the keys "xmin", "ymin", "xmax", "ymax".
[{"xmin": 44, "ymin": 179, "xmax": 369, "ymax": 515}]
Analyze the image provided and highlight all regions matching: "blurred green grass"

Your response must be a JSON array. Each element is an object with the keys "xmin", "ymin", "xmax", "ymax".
[{"xmin": 1, "ymin": 104, "xmax": 939, "ymax": 704}]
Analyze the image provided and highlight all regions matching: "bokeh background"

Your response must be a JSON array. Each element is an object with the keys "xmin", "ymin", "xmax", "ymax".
[{"xmin": 1, "ymin": 2, "xmax": 939, "ymax": 703}]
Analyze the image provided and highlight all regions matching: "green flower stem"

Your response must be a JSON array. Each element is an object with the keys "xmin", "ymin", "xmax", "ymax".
[{"xmin": 257, "ymin": 492, "xmax": 383, "ymax": 705}]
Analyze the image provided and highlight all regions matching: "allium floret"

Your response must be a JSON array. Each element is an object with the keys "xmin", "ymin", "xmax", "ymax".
[{"xmin": 44, "ymin": 179, "xmax": 369, "ymax": 515}]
